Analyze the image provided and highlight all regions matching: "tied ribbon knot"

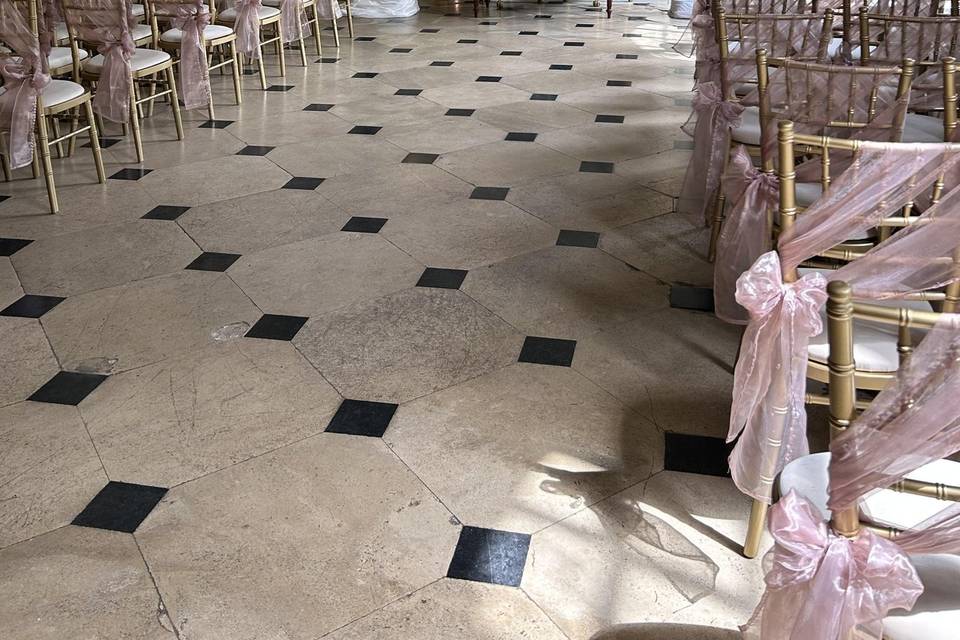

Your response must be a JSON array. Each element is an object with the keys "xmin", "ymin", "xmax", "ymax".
[
  {"xmin": 686, "ymin": 81, "xmax": 744, "ymax": 226},
  {"xmin": 726, "ymin": 251, "xmax": 827, "ymax": 502},
  {"xmin": 94, "ymin": 32, "xmax": 136, "ymax": 123},
  {"xmin": 0, "ymin": 57, "xmax": 51, "ymax": 169},
  {"xmin": 745, "ymin": 491, "xmax": 923, "ymax": 640}
]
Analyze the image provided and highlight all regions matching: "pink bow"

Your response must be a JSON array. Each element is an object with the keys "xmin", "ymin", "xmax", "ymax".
[
  {"xmin": 234, "ymin": 0, "xmax": 263, "ymax": 59},
  {"xmin": 691, "ymin": 13, "xmax": 719, "ymax": 89},
  {"xmin": 94, "ymin": 32, "xmax": 136, "ymax": 123},
  {"xmin": 172, "ymin": 6, "xmax": 212, "ymax": 111},
  {"xmin": 0, "ymin": 57, "xmax": 51, "ymax": 169},
  {"xmin": 743, "ymin": 491, "xmax": 923, "ymax": 640},
  {"xmin": 727, "ymin": 251, "xmax": 827, "ymax": 502},
  {"xmin": 279, "ymin": 0, "xmax": 306, "ymax": 43},
  {"xmin": 714, "ymin": 146, "xmax": 778, "ymax": 324}
]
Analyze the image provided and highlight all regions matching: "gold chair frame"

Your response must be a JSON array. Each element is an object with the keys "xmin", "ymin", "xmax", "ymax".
[{"xmin": 215, "ymin": 2, "xmax": 286, "ymax": 90}]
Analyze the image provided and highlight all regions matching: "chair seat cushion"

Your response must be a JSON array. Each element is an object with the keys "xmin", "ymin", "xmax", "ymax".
[
  {"xmin": 885, "ymin": 554, "xmax": 960, "ymax": 640},
  {"xmin": 47, "ymin": 46, "xmax": 88, "ymax": 70},
  {"xmin": 902, "ymin": 113, "xmax": 945, "ymax": 143},
  {"xmin": 41, "ymin": 79, "xmax": 85, "ymax": 107},
  {"xmin": 54, "ymin": 22, "xmax": 68, "ymax": 42},
  {"xmin": 779, "ymin": 452, "xmax": 960, "ymax": 530},
  {"xmin": 161, "ymin": 24, "xmax": 235, "ymax": 43},
  {"xmin": 796, "ymin": 181, "xmax": 822, "ymax": 207},
  {"xmin": 131, "ymin": 2, "xmax": 145, "ymax": 17},
  {"xmin": 730, "ymin": 105, "xmax": 761, "ymax": 146},
  {"xmin": 84, "ymin": 48, "xmax": 171, "ymax": 75},
  {"xmin": 132, "ymin": 23, "xmax": 153, "ymax": 42},
  {"xmin": 218, "ymin": 5, "xmax": 282, "ymax": 21}
]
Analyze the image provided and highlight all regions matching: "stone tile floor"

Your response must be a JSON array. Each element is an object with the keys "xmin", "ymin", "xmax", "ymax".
[{"xmin": 0, "ymin": 1, "xmax": 770, "ymax": 638}]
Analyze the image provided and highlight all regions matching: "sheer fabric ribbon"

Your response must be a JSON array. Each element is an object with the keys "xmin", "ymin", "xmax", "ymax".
[
  {"xmin": 234, "ymin": 0, "xmax": 263, "ymax": 59},
  {"xmin": 279, "ymin": 0, "xmax": 306, "ymax": 43},
  {"xmin": 168, "ymin": 4, "xmax": 212, "ymax": 111}
]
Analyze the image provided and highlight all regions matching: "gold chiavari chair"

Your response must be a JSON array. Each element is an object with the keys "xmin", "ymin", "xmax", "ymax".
[
  {"xmin": 261, "ymin": 0, "xmax": 323, "ymax": 56},
  {"xmin": 61, "ymin": 0, "xmax": 184, "ymax": 163},
  {"xmin": 837, "ymin": 0, "xmax": 960, "ymax": 61},
  {"xmin": 1, "ymin": 0, "xmax": 105, "ymax": 213},
  {"xmin": 150, "ymin": 0, "xmax": 242, "ymax": 120},
  {"xmin": 215, "ymin": 1, "xmax": 285, "ymax": 91}
]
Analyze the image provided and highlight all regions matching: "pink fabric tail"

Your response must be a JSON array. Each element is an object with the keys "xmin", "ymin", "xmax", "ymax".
[
  {"xmin": 677, "ymin": 81, "xmax": 744, "ymax": 227},
  {"xmin": 234, "ymin": 0, "xmax": 262, "ymax": 59},
  {"xmin": 279, "ymin": 0, "xmax": 306, "ymax": 43},
  {"xmin": 93, "ymin": 34, "xmax": 136, "ymax": 123},
  {"xmin": 714, "ymin": 145, "xmax": 778, "ymax": 325},
  {"xmin": 172, "ymin": 9, "xmax": 212, "ymax": 111},
  {"xmin": 741, "ymin": 491, "xmax": 923, "ymax": 640}
]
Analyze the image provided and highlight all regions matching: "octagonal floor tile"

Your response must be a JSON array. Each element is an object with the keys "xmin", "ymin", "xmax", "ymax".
[
  {"xmin": 0, "ymin": 317, "xmax": 60, "ymax": 408},
  {"xmin": 139, "ymin": 155, "xmax": 290, "ymax": 207},
  {"xmin": 436, "ymin": 140, "xmax": 580, "ymax": 186}
]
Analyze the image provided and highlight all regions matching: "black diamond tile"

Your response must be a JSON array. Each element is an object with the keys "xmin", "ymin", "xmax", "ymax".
[
  {"xmin": 266, "ymin": 84, "xmax": 295, "ymax": 92},
  {"xmin": 355, "ymin": 35, "xmax": 376, "ymax": 41},
  {"xmin": 185, "ymin": 252, "xmax": 241, "ymax": 272},
  {"xmin": 616, "ymin": 53, "xmax": 639, "ymax": 59},
  {"xmin": 505, "ymin": 132, "xmax": 537, "ymax": 142},
  {"xmin": 470, "ymin": 186, "xmax": 509, "ymax": 201},
  {"xmin": 479, "ymin": 20, "xmax": 497, "ymax": 24},
  {"xmin": 109, "ymin": 168, "xmax": 152, "ymax": 180},
  {"xmin": 518, "ymin": 336, "xmax": 577, "ymax": 367},
  {"xmin": 326, "ymin": 399, "xmax": 398, "ymax": 437},
  {"xmin": 623, "ymin": 33, "xmax": 642, "ymax": 38},
  {"xmin": 84, "ymin": 137, "xmax": 120, "ymax": 148},
  {"xmin": 305, "ymin": 103, "xmax": 335, "ymax": 111},
  {"xmin": 458, "ymin": 39, "xmax": 478, "ymax": 44},
  {"xmin": 576, "ymin": 23, "xmax": 594, "ymax": 27},
  {"xmin": 534, "ymin": 14, "xmax": 551, "ymax": 18},
  {"xmin": 29, "ymin": 371, "xmax": 107, "ymax": 405},
  {"xmin": 607, "ymin": 80, "xmax": 632, "ymax": 87},
  {"xmin": 476, "ymin": 76, "xmax": 501, "ymax": 83},
  {"xmin": 627, "ymin": 15, "xmax": 648, "ymax": 20},
  {"xmin": 317, "ymin": 57, "xmax": 341, "ymax": 63},
  {"xmin": 431, "ymin": 60, "xmax": 455, "ymax": 66},
  {"xmin": 396, "ymin": 88, "xmax": 423, "ymax": 96},
  {"xmin": 564, "ymin": 41, "xmax": 585, "ymax": 47},
  {"xmin": 0, "ymin": 237, "xmax": 32, "ymax": 256},
  {"xmin": 500, "ymin": 50, "xmax": 522, "ymax": 56},
  {"xmin": 446, "ymin": 108, "xmax": 475, "ymax": 116},
  {"xmin": 674, "ymin": 140, "xmax": 695, "ymax": 150},
  {"xmin": 1, "ymin": 294, "xmax": 65, "ymax": 318},
  {"xmin": 421, "ymin": 28, "xmax": 439, "ymax": 32},
  {"xmin": 283, "ymin": 176, "xmax": 325, "ymax": 190},
  {"xmin": 242, "ymin": 68, "xmax": 258, "ymax": 75},
  {"xmin": 416, "ymin": 267, "xmax": 468, "ymax": 289},
  {"xmin": 669, "ymin": 285, "xmax": 715, "ymax": 312},
  {"xmin": 72, "ymin": 481, "xmax": 168, "ymax": 533},
  {"xmin": 348, "ymin": 125, "xmax": 382, "ymax": 135},
  {"xmin": 519, "ymin": 30, "xmax": 539, "ymax": 35},
  {"xmin": 550, "ymin": 64, "xmax": 573, "ymax": 70},
  {"xmin": 530, "ymin": 93, "xmax": 557, "ymax": 101},
  {"xmin": 390, "ymin": 47, "xmax": 413, "ymax": 53},
  {"xmin": 142, "ymin": 205, "xmax": 190, "ymax": 220},
  {"xmin": 402, "ymin": 152, "xmax": 440, "ymax": 164},
  {"xmin": 556, "ymin": 229, "xmax": 600, "ymax": 248},
  {"xmin": 447, "ymin": 526, "xmax": 531, "ymax": 587},
  {"xmin": 596, "ymin": 114, "xmax": 625, "ymax": 123},
  {"xmin": 236, "ymin": 145, "xmax": 274, "ymax": 156},
  {"xmin": 579, "ymin": 161, "xmax": 615, "ymax": 174},
  {"xmin": 664, "ymin": 432, "xmax": 732, "ymax": 477},
  {"xmin": 0, "ymin": 195, "xmax": 8, "ymax": 204},
  {"xmin": 245, "ymin": 314, "xmax": 309, "ymax": 340},
  {"xmin": 353, "ymin": 72, "xmax": 378, "ymax": 78},
  {"xmin": 199, "ymin": 119, "xmax": 233, "ymax": 129},
  {"xmin": 342, "ymin": 216, "xmax": 388, "ymax": 233}
]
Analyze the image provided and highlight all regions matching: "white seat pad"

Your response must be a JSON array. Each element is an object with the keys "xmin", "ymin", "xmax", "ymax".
[
  {"xmin": 730, "ymin": 105, "xmax": 761, "ymax": 146},
  {"xmin": 263, "ymin": 0, "xmax": 315, "ymax": 5},
  {"xmin": 161, "ymin": 24, "xmax": 235, "ymax": 43},
  {"xmin": 47, "ymin": 46, "xmax": 88, "ymax": 70},
  {"xmin": 131, "ymin": 3, "xmax": 146, "ymax": 17},
  {"xmin": 902, "ymin": 113, "xmax": 945, "ymax": 143},
  {"xmin": 796, "ymin": 181, "xmax": 822, "ymax": 207},
  {"xmin": 132, "ymin": 23, "xmax": 152, "ymax": 42},
  {"xmin": 41, "ymin": 79, "xmax": 86, "ymax": 107},
  {"xmin": 54, "ymin": 22, "xmax": 68, "ymax": 42},
  {"xmin": 84, "ymin": 48, "xmax": 171, "ymax": 75},
  {"xmin": 885, "ymin": 554, "xmax": 960, "ymax": 640},
  {"xmin": 218, "ymin": 5, "xmax": 282, "ymax": 21}
]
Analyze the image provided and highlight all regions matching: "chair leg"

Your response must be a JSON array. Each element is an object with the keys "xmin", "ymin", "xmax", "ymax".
[
  {"xmin": 345, "ymin": 0, "xmax": 353, "ymax": 38},
  {"xmin": 35, "ymin": 109, "xmax": 59, "ymax": 214},
  {"xmin": 276, "ymin": 23, "xmax": 287, "ymax": 78},
  {"xmin": 68, "ymin": 108, "xmax": 80, "ymax": 157},
  {"xmin": 1, "ymin": 154, "xmax": 10, "ymax": 182},
  {"xmin": 256, "ymin": 44, "xmax": 268, "ymax": 89},
  {"xmin": 83, "ymin": 100, "xmax": 106, "ymax": 184},
  {"xmin": 708, "ymin": 190, "xmax": 725, "ymax": 263},
  {"xmin": 311, "ymin": 5, "xmax": 322, "ymax": 55},
  {"xmin": 50, "ymin": 117, "xmax": 64, "ymax": 159},
  {"xmin": 230, "ymin": 41, "xmax": 243, "ymax": 104},
  {"xmin": 165, "ymin": 66, "xmax": 184, "ymax": 141},
  {"xmin": 128, "ymin": 79, "xmax": 145, "ymax": 163},
  {"xmin": 31, "ymin": 146, "xmax": 40, "ymax": 179},
  {"xmin": 743, "ymin": 499, "xmax": 767, "ymax": 559},
  {"xmin": 297, "ymin": 28, "xmax": 308, "ymax": 67},
  {"xmin": 331, "ymin": 0, "xmax": 340, "ymax": 48}
]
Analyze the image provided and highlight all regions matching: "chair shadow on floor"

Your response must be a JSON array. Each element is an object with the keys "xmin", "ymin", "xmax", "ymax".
[{"xmin": 590, "ymin": 622, "xmax": 741, "ymax": 640}]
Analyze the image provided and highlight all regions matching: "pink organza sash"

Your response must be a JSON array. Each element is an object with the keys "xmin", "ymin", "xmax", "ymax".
[
  {"xmin": 169, "ymin": 4, "xmax": 212, "ymax": 111},
  {"xmin": 691, "ymin": 10, "xmax": 719, "ymax": 89},
  {"xmin": 678, "ymin": 81, "xmax": 745, "ymax": 226},
  {"xmin": 234, "ymin": 0, "xmax": 263, "ymax": 59},
  {"xmin": 94, "ymin": 33, "xmax": 137, "ymax": 123},
  {"xmin": 714, "ymin": 146, "xmax": 778, "ymax": 324},
  {"xmin": 279, "ymin": 0, "xmax": 306, "ymax": 43}
]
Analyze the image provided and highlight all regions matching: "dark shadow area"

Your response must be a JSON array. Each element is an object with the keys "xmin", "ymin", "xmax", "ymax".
[{"xmin": 591, "ymin": 623, "xmax": 741, "ymax": 640}]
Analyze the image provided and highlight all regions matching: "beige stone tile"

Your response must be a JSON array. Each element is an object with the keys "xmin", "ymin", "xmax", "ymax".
[
  {"xmin": 0, "ymin": 317, "xmax": 60, "ymax": 408},
  {"xmin": 295, "ymin": 287, "xmax": 523, "ymax": 402},
  {"xmin": 436, "ymin": 140, "xmax": 580, "ymax": 186},
  {"xmin": 558, "ymin": 86, "xmax": 674, "ymax": 115},
  {"xmin": 615, "ymin": 149, "xmax": 692, "ymax": 198},
  {"xmin": 535, "ymin": 120, "xmax": 680, "ymax": 162},
  {"xmin": 474, "ymin": 98, "xmax": 596, "ymax": 132},
  {"xmin": 387, "ymin": 363, "xmax": 661, "ymax": 533},
  {"xmin": 81, "ymin": 340, "xmax": 342, "ymax": 487},
  {"xmin": 331, "ymin": 95, "xmax": 449, "ymax": 126},
  {"xmin": 42, "ymin": 271, "xmax": 262, "ymax": 372},
  {"xmin": 326, "ymin": 578, "xmax": 568, "ymax": 640},
  {"xmin": 376, "ymin": 64, "xmax": 481, "ymax": 89},
  {"xmin": 420, "ymin": 80, "xmax": 534, "ymax": 109},
  {"xmin": 11, "ymin": 221, "xmax": 198, "ymax": 297},
  {"xmin": 0, "ymin": 402, "xmax": 106, "ymax": 548},
  {"xmin": 502, "ymin": 69, "xmax": 605, "ymax": 95},
  {"xmin": 139, "ymin": 155, "xmax": 291, "ymax": 207},
  {"xmin": 105, "ymin": 125, "xmax": 245, "ymax": 168},
  {"xmin": 319, "ymin": 163, "xmax": 474, "ymax": 216},
  {"xmin": 268, "ymin": 133, "xmax": 409, "ymax": 177},
  {"xmin": 137, "ymin": 434, "xmax": 461, "ymax": 640},
  {"xmin": 382, "ymin": 198, "xmax": 557, "ymax": 269},
  {"xmin": 451, "ymin": 55, "xmax": 551, "ymax": 77},
  {"xmin": 225, "ymin": 107, "xmax": 354, "ymax": 146},
  {"xmin": 178, "ymin": 188, "xmax": 347, "ymax": 254},
  {"xmin": 0, "ymin": 527, "xmax": 169, "ymax": 640},
  {"xmin": 380, "ymin": 116, "xmax": 508, "ymax": 154},
  {"xmin": 0, "ymin": 258, "xmax": 23, "ymax": 310},
  {"xmin": 229, "ymin": 232, "xmax": 423, "ymax": 317},
  {"xmin": 573, "ymin": 308, "xmax": 740, "ymax": 438},
  {"xmin": 290, "ymin": 75, "xmax": 403, "ymax": 104},
  {"xmin": 522, "ymin": 474, "xmax": 765, "ymax": 640},
  {"xmin": 462, "ymin": 246, "xmax": 668, "ymax": 337}
]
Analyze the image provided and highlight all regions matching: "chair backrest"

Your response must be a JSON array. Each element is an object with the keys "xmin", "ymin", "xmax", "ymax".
[
  {"xmin": 723, "ymin": 0, "xmax": 822, "ymax": 12},
  {"xmin": 859, "ymin": 10, "xmax": 960, "ymax": 65},
  {"xmin": 715, "ymin": 7, "xmax": 835, "ymax": 99},
  {"xmin": 59, "ymin": 0, "xmax": 134, "ymax": 48},
  {"xmin": 146, "ymin": 0, "xmax": 208, "ymax": 46}
]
